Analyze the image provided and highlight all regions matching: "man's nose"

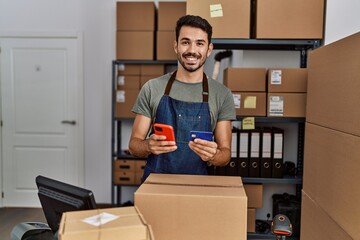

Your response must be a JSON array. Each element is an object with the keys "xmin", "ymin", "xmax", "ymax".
[{"xmin": 187, "ymin": 42, "xmax": 196, "ymax": 52}]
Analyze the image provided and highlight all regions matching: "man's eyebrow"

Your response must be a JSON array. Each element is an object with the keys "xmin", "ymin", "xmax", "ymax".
[
  {"xmin": 179, "ymin": 37, "xmax": 206, "ymax": 43},
  {"xmin": 179, "ymin": 37, "xmax": 190, "ymax": 41}
]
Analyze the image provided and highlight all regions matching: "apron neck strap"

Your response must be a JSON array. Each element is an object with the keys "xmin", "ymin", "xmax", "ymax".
[{"xmin": 165, "ymin": 71, "xmax": 209, "ymax": 102}]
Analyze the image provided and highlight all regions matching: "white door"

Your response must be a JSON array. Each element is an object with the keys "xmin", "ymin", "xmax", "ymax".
[{"xmin": 0, "ymin": 35, "xmax": 84, "ymax": 207}]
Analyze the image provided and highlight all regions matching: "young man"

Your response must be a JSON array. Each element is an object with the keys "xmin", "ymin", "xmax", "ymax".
[{"xmin": 129, "ymin": 15, "xmax": 236, "ymax": 181}]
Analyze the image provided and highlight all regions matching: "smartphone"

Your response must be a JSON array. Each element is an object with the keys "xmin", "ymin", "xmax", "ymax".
[
  {"xmin": 153, "ymin": 123, "xmax": 175, "ymax": 141},
  {"xmin": 189, "ymin": 131, "xmax": 213, "ymax": 141}
]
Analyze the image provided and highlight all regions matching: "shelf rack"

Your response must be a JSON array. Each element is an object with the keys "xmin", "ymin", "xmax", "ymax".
[{"xmin": 212, "ymin": 39, "xmax": 320, "ymax": 68}]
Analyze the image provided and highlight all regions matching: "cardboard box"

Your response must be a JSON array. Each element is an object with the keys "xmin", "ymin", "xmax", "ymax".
[
  {"xmin": 59, "ymin": 207, "xmax": 154, "ymax": 240},
  {"xmin": 116, "ymin": 76, "xmax": 140, "ymax": 90},
  {"xmin": 156, "ymin": 31, "xmax": 177, "ymax": 60},
  {"xmin": 244, "ymin": 184, "xmax": 263, "ymax": 208},
  {"xmin": 114, "ymin": 160, "xmax": 136, "ymax": 172},
  {"xmin": 247, "ymin": 208, "xmax": 256, "ymax": 233},
  {"xmin": 306, "ymin": 32, "xmax": 360, "ymax": 136},
  {"xmin": 267, "ymin": 93, "xmax": 306, "ymax": 117},
  {"xmin": 115, "ymin": 89, "xmax": 139, "ymax": 118},
  {"xmin": 135, "ymin": 174, "xmax": 247, "ymax": 240},
  {"xmin": 113, "ymin": 171, "xmax": 135, "ymax": 185},
  {"xmin": 135, "ymin": 160, "xmax": 146, "ymax": 172},
  {"xmin": 303, "ymin": 123, "xmax": 360, "ymax": 239},
  {"xmin": 232, "ymin": 92, "xmax": 267, "ymax": 116},
  {"xmin": 118, "ymin": 64, "xmax": 141, "ymax": 76},
  {"xmin": 255, "ymin": 0, "xmax": 324, "ymax": 39},
  {"xmin": 116, "ymin": 31, "xmax": 154, "ymax": 60},
  {"xmin": 114, "ymin": 160, "xmax": 145, "ymax": 185},
  {"xmin": 301, "ymin": 191, "xmax": 353, "ymax": 240},
  {"xmin": 158, "ymin": 2, "xmax": 186, "ymax": 31},
  {"xmin": 224, "ymin": 68, "xmax": 267, "ymax": 92},
  {"xmin": 116, "ymin": 2, "xmax": 155, "ymax": 31},
  {"xmin": 135, "ymin": 171, "xmax": 144, "ymax": 185},
  {"xmin": 186, "ymin": 0, "xmax": 250, "ymax": 39},
  {"xmin": 140, "ymin": 64, "xmax": 165, "ymax": 76},
  {"xmin": 267, "ymin": 68, "xmax": 308, "ymax": 93}
]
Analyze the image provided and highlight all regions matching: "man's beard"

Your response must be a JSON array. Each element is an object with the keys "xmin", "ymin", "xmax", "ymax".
[{"xmin": 177, "ymin": 52, "xmax": 206, "ymax": 72}]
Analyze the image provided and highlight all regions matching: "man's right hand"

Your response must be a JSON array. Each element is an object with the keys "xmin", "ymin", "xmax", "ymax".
[{"xmin": 148, "ymin": 133, "xmax": 177, "ymax": 155}]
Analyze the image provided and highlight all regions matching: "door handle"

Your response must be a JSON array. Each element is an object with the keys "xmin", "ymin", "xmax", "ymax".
[{"xmin": 61, "ymin": 120, "xmax": 77, "ymax": 125}]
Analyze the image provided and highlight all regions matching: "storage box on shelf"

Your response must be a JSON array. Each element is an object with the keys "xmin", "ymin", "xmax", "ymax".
[
  {"xmin": 116, "ymin": 2, "xmax": 156, "ymax": 60},
  {"xmin": 254, "ymin": 0, "xmax": 325, "ymax": 39},
  {"xmin": 186, "ymin": 0, "xmax": 251, "ymax": 39},
  {"xmin": 267, "ymin": 68, "xmax": 308, "ymax": 118},
  {"xmin": 157, "ymin": 2, "xmax": 186, "ymax": 60}
]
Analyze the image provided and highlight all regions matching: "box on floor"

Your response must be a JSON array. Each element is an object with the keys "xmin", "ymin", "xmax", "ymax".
[
  {"xmin": 301, "ymin": 191, "xmax": 352, "ymax": 240},
  {"xmin": 303, "ymin": 123, "xmax": 360, "ymax": 239}
]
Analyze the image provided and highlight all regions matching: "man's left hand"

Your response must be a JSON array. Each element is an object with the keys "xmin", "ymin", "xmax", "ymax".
[{"xmin": 188, "ymin": 138, "xmax": 218, "ymax": 162}]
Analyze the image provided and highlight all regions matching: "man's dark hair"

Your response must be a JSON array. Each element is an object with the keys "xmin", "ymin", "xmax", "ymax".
[{"xmin": 175, "ymin": 15, "xmax": 213, "ymax": 43}]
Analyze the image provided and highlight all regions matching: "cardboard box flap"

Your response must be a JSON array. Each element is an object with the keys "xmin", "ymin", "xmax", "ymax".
[
  {"xmin": 137, "ymin": 183, "xmax": 247, "ymax": 199},
  {"xmin": 144, "ymin": 173, "xmax": 243, "ymax": 187}
]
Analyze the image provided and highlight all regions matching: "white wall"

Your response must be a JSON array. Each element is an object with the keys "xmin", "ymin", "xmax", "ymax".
[
  {"xmin": 0, "ymin": 0, "xmax": 359, "ymax": 206},
  {"xmin": 324, "ymin": 0, "xmax": 360, "ymax": 45}
]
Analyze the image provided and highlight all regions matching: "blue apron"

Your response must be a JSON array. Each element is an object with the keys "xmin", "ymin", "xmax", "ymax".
[{"xmin": 142, "ymin": 71, "xmax": 212, "ymax": 182}]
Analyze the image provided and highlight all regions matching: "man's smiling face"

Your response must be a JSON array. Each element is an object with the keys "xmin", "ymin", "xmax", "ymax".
[{"xmin": 174, "ymin": 26, "xmax": 213, "ymax": 73}]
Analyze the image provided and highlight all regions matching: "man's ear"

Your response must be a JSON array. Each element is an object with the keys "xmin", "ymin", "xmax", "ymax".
[
  {"xmin": 207, "ymin": 43, "xmax": 214, "ymax": 57},
  {"xmin": 173, "ymin": 40, "xmax": 178, "ymax": 54}
]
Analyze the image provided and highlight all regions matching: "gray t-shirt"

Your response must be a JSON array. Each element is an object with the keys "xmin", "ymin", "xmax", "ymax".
[{"xmin": 132, "ymin": 73, "xmax": 236, "ymax": 130}]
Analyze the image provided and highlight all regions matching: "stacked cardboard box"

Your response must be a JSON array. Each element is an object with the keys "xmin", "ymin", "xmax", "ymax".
[
  {"xmin": 156, "ymin": 2, "xmax": 186, "ymax": 60},
  {"xmin": 254, "ymin": 0, "xmax": 325, "ymax": 39},
  {"xmin": 224, "ymin": 68, "xmax": 267, "ymax": 116},
  {"xmin": 186, "ymin": 0, "xmax": 251, "ymax": 39},
  {"xmin": 115, "ymin": 64, "xmax": 165, "ymax": 118},
  {"xmin": 244, "ymin": 184, "xmax": 263, "ymax": 232},
  {"xmin": 135, "ymin": 174, "xmax": 248, "ymax": 240},
  {"xmin": 116, "ymin": 2, "xmax": 156, "ymax": 60},
  {"xmin": 301, "ymin": 32, "xmax": 360, "ymax": 239},
  {"xmin": 267, "ymin": 68, "xmax": 308, "ymax": 117},
  {"xmin": 115, "ymin": 64, "xmax": 140, "ymax": 118},
  {"xmin": 113, "ymin": 159, "xmax": 146, "ymax": 185}
]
